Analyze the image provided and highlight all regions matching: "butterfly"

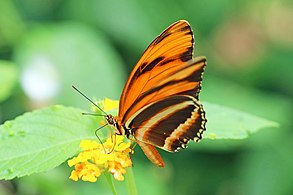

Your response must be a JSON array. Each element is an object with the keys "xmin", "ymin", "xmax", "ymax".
[
  {"xmin": 104, "ymin": 20, "xmax": 207, "ymax": 167},
  {"xmin": 76, "ymin": 20, "xmax": 207, "ymax": 167}
]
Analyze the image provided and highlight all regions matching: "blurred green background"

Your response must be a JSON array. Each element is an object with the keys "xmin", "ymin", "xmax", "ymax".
[{"xmin": 0, "ymin": 0, "xmax": 292, "ymax": 194}]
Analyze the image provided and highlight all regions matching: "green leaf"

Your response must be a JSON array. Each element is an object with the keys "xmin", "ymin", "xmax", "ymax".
[
  {"xmin": 0, "ymin": 105, "xmax": 98, "ymax": 180},
  {"xmin": 0, "ymin": 60, "xmax": 18, "ymax": 102},
  {"xmin": 201, "ymin": 76, "xmax": 291, "ymax": 126},
  {"xmin": 0, "ymin": 101, "xmax": 279, "ymax": 180},
  {"xmin": 203, "ymin": 102, "xmax": 279, "ymax": 139}
]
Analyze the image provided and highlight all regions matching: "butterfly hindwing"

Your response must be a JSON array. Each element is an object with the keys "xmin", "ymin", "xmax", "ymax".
[
  {"xmin": 136, "ymin": 141, "xmax": 165, "ymax": 167},
  {"xmin": 126, "ymin": 94, "xmax": 206, "ymax": 152}
]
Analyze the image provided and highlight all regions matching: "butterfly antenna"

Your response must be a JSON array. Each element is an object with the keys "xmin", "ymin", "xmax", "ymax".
[
  {"xmin": 82, "ymin": 112, "xmax": 106, "ymax": 117},
  {"xmin": 95, "ymin": 123, "xmax": 108, "ymax": 153},
  {"xmin": 72, "ymin": 85, "xmax": 107, "ymax": 116}
]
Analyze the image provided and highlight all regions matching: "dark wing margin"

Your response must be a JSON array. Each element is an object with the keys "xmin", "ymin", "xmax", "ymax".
[{"xmin": 127, "ymin": 95, "xmax": 207, "ymax": 152}]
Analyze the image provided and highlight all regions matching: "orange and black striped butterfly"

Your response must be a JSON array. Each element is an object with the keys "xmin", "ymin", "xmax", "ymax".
[
  {"xmin": 74, "ymin": 20, "xmax": 207, "ymax": 166},
  {"xmin": 105, "ymin": 20, "xmax": 207, "ymax": 167}
]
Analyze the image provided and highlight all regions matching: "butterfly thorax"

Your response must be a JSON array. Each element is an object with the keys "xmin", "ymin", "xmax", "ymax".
[{"xmin": 106, "ymin": 114, "xmax": 127, "ymax": 136}]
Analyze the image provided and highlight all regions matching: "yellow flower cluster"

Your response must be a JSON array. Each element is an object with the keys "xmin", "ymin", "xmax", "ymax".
[
  {"xmin": 92, "ymin": 98, "xmax": 119, "ymax": 114},
  {"xmin": 68, "ymin": 135, "xmax": 132, "ymax": 182},
  {"xmin": 102, "ymin": 98, "xmax": 119, "ymax": 111}
]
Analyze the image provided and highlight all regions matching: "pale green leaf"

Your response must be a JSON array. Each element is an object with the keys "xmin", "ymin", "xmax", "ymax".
[
  {"xmin": 203, "ymin": 102, "xmax": 279, "ymax": 139},
  {"xmin": 0, "ymin": 105, "xmax": 98, "ymax": 180}
]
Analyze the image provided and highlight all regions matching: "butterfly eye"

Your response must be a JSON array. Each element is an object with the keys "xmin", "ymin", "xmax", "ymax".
[{"xmin": 105, "ymin": 114, "xmax": 114, "ymax": 125}]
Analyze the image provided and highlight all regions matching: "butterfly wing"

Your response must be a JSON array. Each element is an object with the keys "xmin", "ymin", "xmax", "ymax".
[
  {"xmin": 127, "ymin": 59, "xmax": 206, "ymax": 150},
  {"xmin": 118, "ymin": 20, "xmax": 207, "ymax": 166},
  {"xmin": 136, "ymin": 141, "xmax": 165, "ymax": 167},
  {"xmin": 119, "ymin": 20, "xmax": 196, "ymax": 120}
]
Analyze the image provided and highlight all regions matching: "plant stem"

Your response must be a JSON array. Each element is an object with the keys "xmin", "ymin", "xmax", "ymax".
[
  {"xmin": 125, "ymin": 167, "xmax": 138, "ymax": 195},
  {"xmin": 104, "ymin": 172, "xmax": 117, "ymax": 195}
]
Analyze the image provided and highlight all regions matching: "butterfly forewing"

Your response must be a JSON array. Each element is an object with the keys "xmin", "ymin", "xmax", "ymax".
[{"xmin": 119, "ymin": 20, "xmax": 195, "ymax": 119}]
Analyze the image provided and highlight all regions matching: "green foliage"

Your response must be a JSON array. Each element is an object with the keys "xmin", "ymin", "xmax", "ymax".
[
  {"xmin": 0, "ymin": 60, "xmax": 18, "ymax": 102},
  {"xmin": 0, "ymin": 0, "xmax": 25, "ymax": 47},
  {"xmin": 0, "ymin": 106, "xmax": 97, "ymax": 180},
  {"xmin": 0, "ymin": 0, "xmax": 292, "ymax": 194},
  {"xmin": 0, "ymin": 101, "xmax": 278, "ymax": 180},
  {"xmin": 201, "ymin": 76, "xmax": 291, "ymax": 126},
  {"xmin": 203, "ymin": 102, "xmax": 278, "ymax": 139},
  {"xmin": 124, "ymin": 167, "xmax": 138, "ymax": 195},
  {"xmin": 14, "ymin": 23, "xmax": 126, "ymax": 107}
]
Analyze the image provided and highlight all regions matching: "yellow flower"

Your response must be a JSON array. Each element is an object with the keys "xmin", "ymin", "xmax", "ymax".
[
  {"xmin": 68, "ymin": 135, "xmax": 132, "ymax": 182},
  {"xmin": 102, "ymin": 98, "xmax": 119, "ymax": 112},
  {"xmin": 91, "ymin": 98, "xmax": 119, "ymax": 126},
  {"xmin": 92, "ymin": 98, "xmax": 119, "ymax": 114}
]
